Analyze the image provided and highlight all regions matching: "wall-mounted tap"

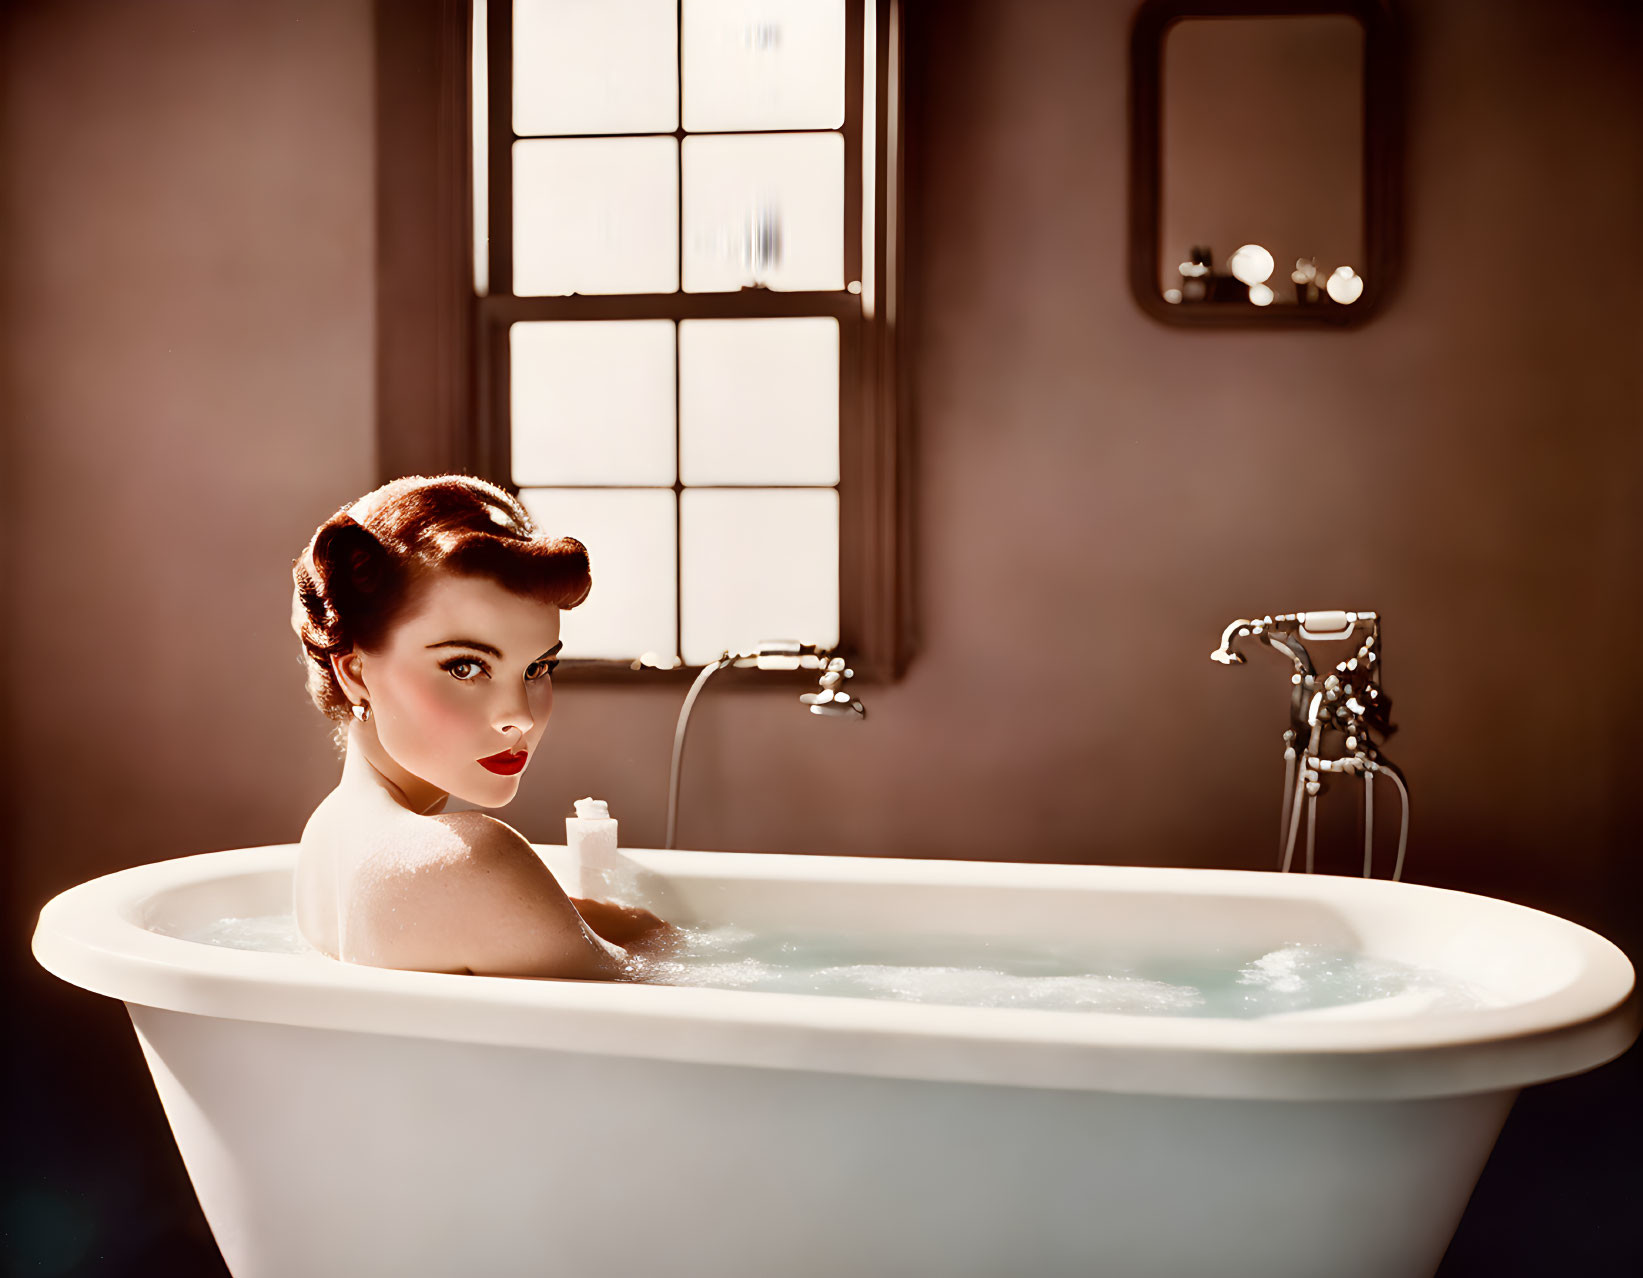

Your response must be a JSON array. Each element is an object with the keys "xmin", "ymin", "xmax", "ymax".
[
  {"xmin": 664, "ymin": 640, "xmax": 865, "ymax": 849},
  {"xmin": 1213, "ymin": 611, "xmax": 1409, "ymax": 880}
]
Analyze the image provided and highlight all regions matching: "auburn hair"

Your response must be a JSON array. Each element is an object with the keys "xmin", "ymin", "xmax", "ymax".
[{"xmin": 291, "ymin": 474, "xmax": 591, "ymax": 751}]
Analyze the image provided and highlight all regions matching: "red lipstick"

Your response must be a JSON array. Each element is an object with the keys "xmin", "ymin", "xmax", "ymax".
[{"xmin": 478, "ymin": 750, "xmax": 528, "ymax": 776}]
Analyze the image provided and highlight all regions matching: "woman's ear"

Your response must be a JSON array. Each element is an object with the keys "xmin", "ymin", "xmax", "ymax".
[{"xmin": 330, "ymin": 649, "xmax": 368, "ymax": 705}]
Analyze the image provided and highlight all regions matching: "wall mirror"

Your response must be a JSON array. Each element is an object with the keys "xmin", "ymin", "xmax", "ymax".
[{"xmin": 1129, "ymin": 0, "xmax": 1398, "ymax": 326}]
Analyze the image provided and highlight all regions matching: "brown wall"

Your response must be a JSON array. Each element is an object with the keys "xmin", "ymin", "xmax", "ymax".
[
  {"xmin": 3, "ymin": 0, "xmax": 376, "ymax": 901},
  {"xmin": 4, "ymin": 0, "xmax": 1640, "ymax": 1273}
]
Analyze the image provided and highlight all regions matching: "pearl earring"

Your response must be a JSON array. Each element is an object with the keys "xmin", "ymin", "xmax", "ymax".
[{"xmin": 351, "ymin": 702, "xmax": 371, "ymax": 723}]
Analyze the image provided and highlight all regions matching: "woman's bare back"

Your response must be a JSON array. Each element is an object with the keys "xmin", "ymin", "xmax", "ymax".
[{"xmin": 296, "ymin": 787, "xmax": 461, "ymax": 968}]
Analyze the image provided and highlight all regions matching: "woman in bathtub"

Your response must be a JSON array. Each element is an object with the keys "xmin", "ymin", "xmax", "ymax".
[{"xmin": 290, "ymin": 473, "xmax": 667, "ymax": 978}]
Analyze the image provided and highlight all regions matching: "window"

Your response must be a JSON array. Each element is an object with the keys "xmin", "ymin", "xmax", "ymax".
[{"xmin": 375, "ymin": 0, "xmax": 906, "ymax": 681}]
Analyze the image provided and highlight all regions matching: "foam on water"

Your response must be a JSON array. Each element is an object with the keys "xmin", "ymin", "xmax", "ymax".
[
  {"xmin": 626, "ymin": 924, "xmax": 1494, "ymax": 1017},
  {"xmin": 182, "ymin": 914, "xmax": 320, "ymax": 956},
  {"xmin": 168, "ymin": 913, "xmax": 1492, "ymax": 1019}
]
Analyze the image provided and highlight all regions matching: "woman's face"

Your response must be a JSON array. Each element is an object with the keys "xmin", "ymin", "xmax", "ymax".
[{"xmin": 337, "ymin": 571, "xmax": 563, "ymax": 809}]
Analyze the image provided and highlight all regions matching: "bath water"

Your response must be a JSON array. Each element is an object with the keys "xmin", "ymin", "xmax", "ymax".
[{"xmin": 173, "ymin": 913, "xmax": 1490, "ymax": 1018}]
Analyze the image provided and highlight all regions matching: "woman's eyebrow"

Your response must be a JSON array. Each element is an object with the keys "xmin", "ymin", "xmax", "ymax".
[{"xmin": 426, "ymin": 639, "xmax": 564, "ymax": 659}]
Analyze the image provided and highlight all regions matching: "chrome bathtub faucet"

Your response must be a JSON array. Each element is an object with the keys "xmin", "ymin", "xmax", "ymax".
[
  {"xmin": 1212, "ymin": 611, "xmax": 1409, "ymax": 880},
  {"xmin": 661, "ymin": 640, "xmax": 865, "ymax": 850}
]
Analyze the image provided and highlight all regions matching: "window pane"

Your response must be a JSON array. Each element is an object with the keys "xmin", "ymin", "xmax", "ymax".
[
  {"xmin": 679, "ymin": 318, "xmax": 838, "ymax": 485},
  {"xmin": 514, "ymin": 138, "xmax": 679, "ymax": 296},
  {"xmin": 682, "ymin": 0, "xmax": 845, "ymax": 132},
  {"xmin": 517, "ymin": 488, "xmax": 678, "ymax": 661},
  {"xmin": 514, "ymin": 0, "xmax": 678, "ymax": 136},
  {"xmin": 680, "ymin": 488, "xmax": 838, "ymax": 665},
  {"xmin": 512, "ymin": 321, "xmax": 676, "ymax": 486},
  {"xmin": 682, "ymin": 132, "xmax": 843, "ymax": 292}
]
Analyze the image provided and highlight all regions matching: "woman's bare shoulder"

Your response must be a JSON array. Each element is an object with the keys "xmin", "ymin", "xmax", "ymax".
[
  {"xmin": 375, "ymin": 811, "xmax": 613, "ymax": 977},
  {"xmin": 318, "ymin": 811, "xmax": 509, "ymax": 970},
  {"xmin": 425, "ymin": 808, "xmax": 525, "ymax": 844},
  {"xmin": 354, "ymin": 812, "xmax": 549, "ymax": 907},
  {"xmin": 303, "ymin": 797, "xmax": 612, "ymax": 977},
  {"xmin": 421, "ymin": 811, "xmax": 540, "ymax": 869},
  {"xmin": 303, "ymin": 798, "xmax": 529, "ymax": 881}
]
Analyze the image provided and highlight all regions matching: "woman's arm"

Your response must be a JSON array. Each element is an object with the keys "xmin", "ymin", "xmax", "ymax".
[{"xmin": 569, "ymin": 898, "xmax": 670, "ymax": 947}]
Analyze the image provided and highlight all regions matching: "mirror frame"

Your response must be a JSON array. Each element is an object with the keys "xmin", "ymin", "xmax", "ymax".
[{"xmin": 1128, "ymin": 0, "xmax": 1401, "ymax": 327}]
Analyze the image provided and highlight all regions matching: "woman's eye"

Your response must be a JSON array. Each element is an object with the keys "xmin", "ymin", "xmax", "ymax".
[
  {"xmin": 442, "ymin": 658, "xmax": 484, "ymax": 681},
  {"xmin": 528, "ymin": 658, "xmax": 560, "ymax": 681}
]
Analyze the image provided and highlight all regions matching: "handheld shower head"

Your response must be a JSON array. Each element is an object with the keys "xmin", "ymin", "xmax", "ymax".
[
  {"xmin": 1210, "ymin": 617, "xmax": 1315, "ymax": 676},
  {"xmin": 1210, "ymin": 617, "xmax": 1260, "ymax": 665}
]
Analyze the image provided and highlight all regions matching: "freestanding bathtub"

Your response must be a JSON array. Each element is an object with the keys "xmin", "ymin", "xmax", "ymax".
[{"xmin": 32, "ymin": 843, "xmax": 1638, "ymax": 1278}]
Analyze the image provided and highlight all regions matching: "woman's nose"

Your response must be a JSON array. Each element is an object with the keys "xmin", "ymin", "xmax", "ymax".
[{"xmin": 492, "ymin": 681, "xmax": 537, "ymax": 738}]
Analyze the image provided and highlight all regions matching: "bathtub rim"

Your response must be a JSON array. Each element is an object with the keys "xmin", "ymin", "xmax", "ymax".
[{"xmin": 32, "ymin": 844, "xmax": 1639, "ymax": 1103}]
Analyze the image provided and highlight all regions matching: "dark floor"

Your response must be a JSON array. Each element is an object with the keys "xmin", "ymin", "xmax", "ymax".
[{"xmin": 6, "ymin": 947, "xmax": 1639, "ymax": 1278}]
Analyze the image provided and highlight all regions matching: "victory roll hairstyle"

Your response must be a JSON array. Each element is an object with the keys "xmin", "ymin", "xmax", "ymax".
[{"xmin": 291, "ymin": 475, "xmax": 591, "ymax": 749}]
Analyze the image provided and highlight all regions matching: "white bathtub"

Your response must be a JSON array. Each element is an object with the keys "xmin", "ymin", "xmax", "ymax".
[{"xmin": 32, "ymin": 843, "xmax": 1638, "ymax": 1278}]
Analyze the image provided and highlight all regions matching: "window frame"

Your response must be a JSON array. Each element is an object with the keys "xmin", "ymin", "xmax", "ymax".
[{"xmin": 374, "ymin": 0, "xmax": 910, "ymax": 686}]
